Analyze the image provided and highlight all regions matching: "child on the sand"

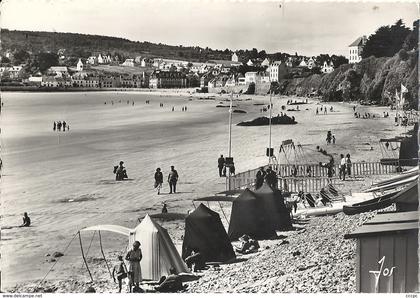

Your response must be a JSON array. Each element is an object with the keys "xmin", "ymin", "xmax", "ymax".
[
  {"xmin": 20, "ymin": 212, "xmax": 31, "ymax": 227},
  {"xmin": 112, "ymin": 256, "xmax": 128, "ymax": 293}
]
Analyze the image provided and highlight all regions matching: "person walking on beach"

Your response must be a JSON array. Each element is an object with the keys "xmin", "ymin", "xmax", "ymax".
[
  {"xmin": 346, "ymin": 153, "xmax": 352, "ymax": 178},
  {"xmin": 332, "ymin": 135, "xmax": 336, "ymax": 144},
  {"xmin": 57, "ymin": 121, "xmax": 62, "ymax": 131},
  {"xmin": 218, "ymin": 155, "xmax": 226, "ymax": 177},
  {"xmin": 154, "ymin": 168, "xmax": 163, "ymax": 195},
  {"xmin": 53, "ymin": 122, "xmax": 56, "ymax": 131},
  {"xmin": 62, "ymin": 121, "xmax": 66, "ymax": 132},
  {"xmin": 168, "ymin": 166, "xmax": 179, "ymax": 194},
  {"xmin": 339, "ymin": 154, "xmax": 346, "ymax": 181},
  {"xmin": 126, "ymin": 241, "xmax": 142, "ymax": 293},
  {"xmin": 326, "ymin": 131, "xmax": 332, "ymax": 145},
  {"xmin": 172, "ymin": 106, "xmax": 174, "ymax": 112},
  {"xmin": 112, "ymin": 255, "xmax": 128, "ymax": 293}
]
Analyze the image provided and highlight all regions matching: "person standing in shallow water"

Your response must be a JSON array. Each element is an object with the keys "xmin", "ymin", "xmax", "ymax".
[
  {"xmin": 168, "ymin": 166, "xmax": 179, "ymax": 194},
  {"xmin": 126, "ymin": 241, "xmax": 142, "ymax": 293}
]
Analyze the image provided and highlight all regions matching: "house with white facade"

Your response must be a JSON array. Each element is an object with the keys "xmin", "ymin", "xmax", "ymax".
[
  {"xmin": 122, "ymin": 59, "xmax": 135, "ymax": 67},
  {"xmin": 245, "ymin": 72, "xmax": 259, "ymax": 84},
  {"xmin": 246, "ymin": 59, "xmax": 254, "ymax": 66},
  {"xmin": 86, "ymin": 56, "xmax": 97, "ymax": 65},
  {"xmin": 307, "ymin": 57, "xmax": 316, "ymax": 69},
  {"xmin": 76, "ymin": 59, "xmax": 84, "ymax": 71},
  {"xmin": 48, "ymin": 66, "xmax": 69, "ymax": 78},
  {"xmin": 348, "ymin": 35, "xmax": 367, "ymax": 64},
  {"xmin": 261, "ymin": 58, "xmax": 270, "ymax": 67},
  {"xmin": 97, "ymin": 54, "xmax": 104, "ymax": 64},
  {"xmin": 135, "ymin": 56, "xmax": 142, "ymax": 63},
  {"xmin": 269, "ymin": 61, "xmax": 287, "ymax": 82},
  {"xmin": 141, "ymin": 58, "xmax": 153, "ymax": 68},
  {"xmin": 298, "ymin": 59, "xmax": 308, "ymax": 68},
  {"xmin": 285, "ymin": 57, "xmax": 294, "ymax": 68},
  {"xmin": 321, "ymin": 61, "xmax": 334, "ymax": 73},
  {"xmin": 232, "ymin": 52, "xmax": 239, "ymax": 62}
]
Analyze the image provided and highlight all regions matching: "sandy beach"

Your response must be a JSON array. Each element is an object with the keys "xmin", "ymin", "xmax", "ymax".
[{"xmin": 1, "ymin": 90, "xmax": 406, "ymax": 291}]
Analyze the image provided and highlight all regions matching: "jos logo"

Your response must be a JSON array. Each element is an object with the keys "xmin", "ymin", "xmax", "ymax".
[{"xmin": 369, "ymin": 256, "xmax": 396, "ymax": 291}]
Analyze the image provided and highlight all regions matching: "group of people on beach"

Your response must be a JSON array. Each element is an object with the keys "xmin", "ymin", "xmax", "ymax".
[
  {"xmin": 339, "ymin": 153, "xmax": 352, "ymax": 181},
  {"xmin": 113, "ymin": 161, "xmax": 179, "ymax": 195},
  {"xmin": 326, "ymin": 131, "xmax": 336, "ymax": 145},
  {"xmin": 255, "ymin": 166, "xmax": 278, "ymax": 190},
  {"xmin": 112, "ymin": 240, "xmax": 185, "ymax": 293},
  {"xmin": 154, "ymin": 166, "xmax": 179, "ymax": 194},
  {"xmin": 316, "ymin": 106, "xmax": 332, "ymax": 115},
  {"xmin": 217, "ymin": 155, "xmax": 235, "ymax": 177},
  {"xmin": 53, "ymin": 121, "xmax": 69, "ymax": 132},
  {"xmin": 104, "ymin": 100, "xmax": 135, "ymax": 106}
]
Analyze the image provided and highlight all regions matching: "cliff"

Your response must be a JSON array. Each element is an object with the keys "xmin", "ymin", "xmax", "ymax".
[{"xmin": 281, "ymin": 50, "xmax": 418, "ymax": 109}]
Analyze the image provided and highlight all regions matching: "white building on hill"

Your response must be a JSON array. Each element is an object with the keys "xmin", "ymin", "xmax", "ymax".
[
  {"xmin": 87, "ymin": 56, "xmax": 96, "ymax": 65},
  {"xmin": 97, "ymin": 54, "xmax": 104, "ymax": 64},
  {"xmin": 321, "ymin": 61, "xmax": 334, "ymax": 73},
  {"xmin": 246, "ymin": 59, "xmax": 253, "ymax": 66},
  {"xmin": 122, "ymin": 59, "xmax": 135, "ymax": 67},
  {"xmin": 298, "ymin": 59, "xmax": 308, "ymax": 68},
  {"xmin": 76, "ymin": 59, "xmax": 83, "ymax": 71},
  {"xmin": 232, "ymin": 52, "xmax": 239, "ymax": 62},
  {"xmin": 261, "ymin": 58, "xmax": 270, "ymax": 67},
  {"xmin": 348, "ymin": 36, "xmax": 367, "ymax": 64},
  {"xmin": 269, "ymin": 61, "xmax": 287, "ymax": 82},
  {"xmin": 307, "ymin": 58, "xmax": 316, "ymax": 69}
]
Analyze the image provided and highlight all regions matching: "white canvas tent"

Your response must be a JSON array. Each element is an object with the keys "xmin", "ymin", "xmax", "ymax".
[{"xmin": 80, "ymin": 214, "xmax": 189, "ymax": 281}]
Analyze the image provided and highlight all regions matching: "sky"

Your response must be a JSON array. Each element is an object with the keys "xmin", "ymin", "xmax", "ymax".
[{"xmin": 1, "ymin": 0, "xmax": 418, "ymax": 57}]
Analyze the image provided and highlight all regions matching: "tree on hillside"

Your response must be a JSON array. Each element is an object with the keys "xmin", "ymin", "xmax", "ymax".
[
  {"xmin": 331, "ymin": 55, "xmax": 348, "ymax": 67},
  {"xmin": 13, "ymin": 49, "xmax": 30, "ymax": 65},
  {"xmin": 32, "ymin": 52, "xmax": 59, "ymax": 73},
  {"xmin": 362, "ymin": 19, "xmax": 411, "ymax": 58},
  {"xmin": 403, "ymin": 19, "xmax": 419, "ymax": 51}
]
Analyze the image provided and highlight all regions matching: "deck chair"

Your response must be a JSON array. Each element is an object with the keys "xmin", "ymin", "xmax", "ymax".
[
  {"xmin": 319, "ymin": 189, "xmax": 333, "ymax": 206},
  {"xmin": 304, "ymin": 193, "xmax": 316, "ymax": 207},
  {"xmin": 326, "ymin": 184, "xmax": 346, "ymax": 201}
]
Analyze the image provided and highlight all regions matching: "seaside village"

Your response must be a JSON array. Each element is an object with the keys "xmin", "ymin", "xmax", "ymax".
[
  {"xmin": 4, "ymin": 29, "xmax": 419, "ymax": 294},
  {"xmin": 0, "ymin": 36, "xmax": 366, "ymax": 92}
]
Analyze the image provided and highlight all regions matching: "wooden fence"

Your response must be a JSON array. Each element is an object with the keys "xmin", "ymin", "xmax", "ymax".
[{"xmin": 228, "ymin": 159, "xmax": 415, "ymax": 191}]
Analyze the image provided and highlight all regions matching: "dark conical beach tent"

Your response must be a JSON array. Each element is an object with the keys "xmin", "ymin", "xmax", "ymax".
[
  {"xmin": 254, "ymin": 182, "xmax": 293, "ymax": 231},
  {"xmin": 228, "ymin": 188, "xmax": 277, "ymax": 240},
  {"xmin": 399, "ymin": 123, "xmax": 418, "ymax": 166},
  {"xmin": 182, "ymin": 204, "xmax": 235, "ymax": 263}
]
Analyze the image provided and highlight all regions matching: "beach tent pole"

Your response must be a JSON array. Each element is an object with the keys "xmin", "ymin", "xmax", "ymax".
[
  {"xmin": 98, "ymin": 231, "xmax": 113, "ymax": 279},
  {"xmin": 218, "ymin": 201, "xmax": 230, "ymax": 226},
  {"xmin": 78, "ymin": 231, "xmax": 94, "ymax": 282}
]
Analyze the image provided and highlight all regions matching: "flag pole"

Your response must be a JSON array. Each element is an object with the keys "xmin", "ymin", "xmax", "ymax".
[
  {"xmin": 268, "ymin": 91, "xmax": 272, "ymax": 165},
  {"xmin": 227, "ymin": 91, "xmax": 233, "ymax": 191}
]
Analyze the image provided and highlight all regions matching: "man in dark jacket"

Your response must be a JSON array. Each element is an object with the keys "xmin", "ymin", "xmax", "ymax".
[
  {"xmin": 217, "ymin": 155, "xmax": 225, "ymax": 177},
  {"xmin": 255, "ymin": 167, "xmax": 266, "ymax": 189},
  {"xmin": 168, "ymin": 166, "xmax": 179, "ymax": 194}
]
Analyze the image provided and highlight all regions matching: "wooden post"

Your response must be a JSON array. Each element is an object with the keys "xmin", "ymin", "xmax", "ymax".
[
  {"xmin": 78, "ymin": 232, "xmax": 94, "ymax": 283},
  {"xmin": 98, "ymin": 231, "xmax": 113, "ymax": 279}
]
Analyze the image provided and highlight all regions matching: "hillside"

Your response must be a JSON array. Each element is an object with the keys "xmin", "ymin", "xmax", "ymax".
[
  {"xmin": 0, "ymin": 29, "xmax": 231, "ymax": 62},
  {"xmin": 281, "ymin": 50, "xmax": 418, "ymax": 109}
]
